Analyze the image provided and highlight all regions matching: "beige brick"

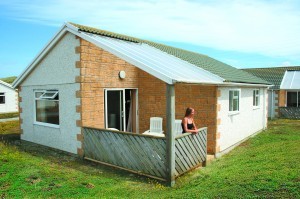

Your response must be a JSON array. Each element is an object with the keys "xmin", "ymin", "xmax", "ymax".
[
  {"xmin": 77, "ymin": 148, "xmax": 84, "ymax": 157},
  {"xmin": 217, "ymin": 89, "xmax": 221, "ymax": 97},
  {"xmin": 76, "ymin": 91, "xmax": 82, "ymax": 98},
  {"xmin": 76, "ymin": 105, "xmax": 82, "ymax": 113},
  {"xmin": 217, "ymin": 104, "xmax": 221, "ymax": 112},
  {"xmin": 76, "ymin": 120, "xmax": 82, "ymax": 127},
  {"xmin": 75, "ymin": 46, "xmax": 81, "ymax": 54},
  {"xmin": 75, "ymin": 61, "xmax": 82, "ymax": 68},
  {"xmin": 77, "ymin": 134, "xmax": 83, "ymax": 141}
]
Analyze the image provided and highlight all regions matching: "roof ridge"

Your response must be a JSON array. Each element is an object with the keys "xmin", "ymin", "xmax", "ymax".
[
  {"xmin": 0, "ymin": 79, "xmax": 14, "ymax": 89},
  {"xmin": 69, "ymin": 22, "xmax": 270, "ymax": 85},
  {"xmin": 242, "ymin": 66, "xmax": 300, "ymax": 70}
]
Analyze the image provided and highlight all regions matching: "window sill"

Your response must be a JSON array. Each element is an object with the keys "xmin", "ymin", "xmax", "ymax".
[
  {"xmin": 253, "ymin": 106, "xmax": 260, "ymax": 110},
  {"xmin": 228, "ymin": 111, "xmax": 240, "ymax": 116},
  {"xmin": 34, "ymin": 122, "xmax": 60, "ymax": 129}
]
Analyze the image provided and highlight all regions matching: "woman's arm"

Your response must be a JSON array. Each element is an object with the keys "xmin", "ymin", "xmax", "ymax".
[
  {"xmin": 192, "ymin": 119, "xmax": 198, "ymax": 133},
  {"xmin": 182, "ymin": 118, "xmax": 198, "ymax": 133}
]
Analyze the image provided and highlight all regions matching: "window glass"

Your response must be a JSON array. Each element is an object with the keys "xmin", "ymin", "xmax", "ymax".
[
  {"xmin": 35, "ymin": 90, "xmax": 59, "ymax": 125},
  {"xmin": 40, "ymin": 91, "xmax": 59, "ymax": 99},
  {"xmin": 229, "ymin": 90, "xmax": 239, "ymax": 111},
  {"xmin": 298, "ymin": 92, "xmax": 300, "ymax": 107},
  {"xmin": 253, "ymin": 89, "xmax": 260, "ymax": 106},
  {"xmin": 287, "ymin": 92, "xmax": 297, "ymax": 107},
  {"xmin": 0, "ymin": 93, "xmax": 5, "ymax": 104},
  {"xmin": 35, "ymin": 92, "xmax": 43, "ymax": 98}
]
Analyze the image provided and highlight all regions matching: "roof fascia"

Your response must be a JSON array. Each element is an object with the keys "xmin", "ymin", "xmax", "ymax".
[
  {"xmin": 0, "ymin": 80, "xmax": 15, "ymax": 90},
  {"xmin": 12, "ymin": 23, "xmax": 70, "ymax": 88},
  {"xmin": 219, "ymin": 82, "xmax": 271, "ymax": 88}
]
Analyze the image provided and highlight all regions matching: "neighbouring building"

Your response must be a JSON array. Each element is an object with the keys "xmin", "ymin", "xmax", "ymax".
[
  {"xmin": 244, "ymin": 66, "xmax": 300, "ymax": 119},
  {"xmin": 0, "ymin": 80, "xmax": 18, "ymax": 113}
]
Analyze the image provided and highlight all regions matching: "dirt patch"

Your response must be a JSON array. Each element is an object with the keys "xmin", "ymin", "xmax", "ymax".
[
  {"xmin": 26, "ymin": 175, "xmax": 42, "ymax": 185},
  {"xmin": 82, "ymin": 182, "xmax": 95, "ymax": 189}
]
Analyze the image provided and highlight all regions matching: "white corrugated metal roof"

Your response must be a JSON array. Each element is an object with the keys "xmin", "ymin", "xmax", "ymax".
[
  {"xmin": 82, "ymin": 32, "xmax": 224, "ymax": 85},
  {"xmin": 280, "ymin": 71, "xmax": 300, "ymax": 90}
]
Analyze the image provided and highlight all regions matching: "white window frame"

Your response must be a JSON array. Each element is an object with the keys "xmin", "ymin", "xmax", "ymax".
[
  {"xmin": 0, "ymin": 92, "xmax": 5, "ymax": 104},
  {"xmin": 229, "ymin": 89, "xmax": 240, "ymax": 115},
  {"xmin": 34, "ymin": 90, "xmax": 60, "ymax": 128},
  {"xmin": 253, "ymin": 89, "xmax": 260, "ymax": 108}
]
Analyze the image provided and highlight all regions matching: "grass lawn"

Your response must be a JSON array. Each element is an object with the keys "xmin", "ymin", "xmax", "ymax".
[{"xmin": 0, "ymin": 119, "xmax": 299, "ymax": 198}]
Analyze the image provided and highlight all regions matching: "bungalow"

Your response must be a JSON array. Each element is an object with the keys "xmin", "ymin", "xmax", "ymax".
[
  {"xmin": 244, "ymin": 66, "xmax": 300, "ymax": 119},
  {"xmin": 13, "ymin": 22, "xmax": 270, "ymax": 184},
  {"xmin": 0, "ymin": 80, "xmax": 18, "ymax": 113}
]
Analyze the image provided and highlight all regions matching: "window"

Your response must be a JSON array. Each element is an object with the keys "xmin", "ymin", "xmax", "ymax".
[
  {"xmin": 253, "ymin": 89, "xmax": 260, "ymax": 107},
  {"xmin": 229, "ymin": 90, "xmax": 240, "ymax": 112},
  {"xmin": 287, "ymin": 91, "xmax": 300, "ymax": 107},
  {"xmin": 0, "ymin": 93, "xmax": 5, "ymax": 104},
  {"xmin": 35, "ymin": 90, "xmax": 59, "ymax": 126}
]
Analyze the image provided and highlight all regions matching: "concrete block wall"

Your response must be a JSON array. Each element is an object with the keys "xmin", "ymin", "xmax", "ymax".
[{"xmin": 19, "ymin": 33, "xmax": 81, "ymax": 154}]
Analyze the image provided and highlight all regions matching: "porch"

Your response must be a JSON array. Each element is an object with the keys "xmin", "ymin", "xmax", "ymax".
[{"xmin": 83, "ymin": 126, "xmax": 207, "ymax": 183}]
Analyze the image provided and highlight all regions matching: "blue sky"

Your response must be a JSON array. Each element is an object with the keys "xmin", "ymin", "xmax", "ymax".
[{"xmin": 1, "ymin": 0, "xmax": 300, "ymax": 78}]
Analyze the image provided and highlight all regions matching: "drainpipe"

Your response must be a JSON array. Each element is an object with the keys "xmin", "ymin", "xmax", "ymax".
[
  {"xmin": 263, "ymin": 88, "xmax": 266, "ymax": 129},
  {"xmin": 271, "ymin": 90, "xmax": 274, "ymax": 119}
]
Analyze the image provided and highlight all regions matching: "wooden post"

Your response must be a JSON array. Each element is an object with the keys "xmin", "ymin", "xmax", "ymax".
[{"xmin": 166, "ymin": 84, "xmax": 175, "ymax": 187}]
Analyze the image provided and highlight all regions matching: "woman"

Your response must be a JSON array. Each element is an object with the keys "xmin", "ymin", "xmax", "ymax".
[{"xmin": 182, "ymin": 107, "xmax": 198, "ymax": 134}]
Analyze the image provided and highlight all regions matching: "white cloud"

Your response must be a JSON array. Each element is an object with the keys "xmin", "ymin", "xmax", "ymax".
[
  {"xmin": 281, "ymin": 61, "xmax": 291, "ymax": 66},
  {"xmin": 1, "ymin": 0, "xmax": 300, "ymax": 59}
]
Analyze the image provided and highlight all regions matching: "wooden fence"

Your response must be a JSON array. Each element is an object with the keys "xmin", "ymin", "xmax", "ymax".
[
  {"xmin": 279, "ymin": 107, "xmax": 300, "ymax": 119},
  {"xmin": 175, "ymin": 128, "xmax": 207, "ymax": 177},
  {"xmin": 83, "ymin": 127, "xmax": 207, "ymax": 181}
]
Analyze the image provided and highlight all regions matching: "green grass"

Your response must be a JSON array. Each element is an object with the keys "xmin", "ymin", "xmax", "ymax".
[
  {"xmin": 0, "ymin": 119, "xmax": 299, "ymax": 198},
  {"xmin": 0, "ymin": 76, "xmax": 17, "ymax": 84},
  {"xmin": 0, "ymin": 112, "xmax": 19, "ymax": 119}
]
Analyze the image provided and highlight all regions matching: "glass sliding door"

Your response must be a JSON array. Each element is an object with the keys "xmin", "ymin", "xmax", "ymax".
[
  {"xmin": 105, "ymin": 89, "xmax": 125, "ymax": 131},
  {"xmin": 105, "ymin": 89, "xmax": 138, "ymax": 132}
]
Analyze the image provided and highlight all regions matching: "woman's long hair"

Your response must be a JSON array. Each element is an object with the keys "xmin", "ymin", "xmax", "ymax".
[{"xmin": 185, "ymin": 107, "xmax": 194, "ymax": 117}]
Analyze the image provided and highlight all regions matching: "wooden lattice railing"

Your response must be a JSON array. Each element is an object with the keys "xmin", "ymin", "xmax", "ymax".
[
  {"xmin": 83, "ymin": 127, "xmax": 207, "ymax": 181},
  {"xmin": 279, "ymin": 107, "xmax": 300, "ymax": 119},
  {"xmin": 175, "ymin": 127, "xmax": 207, "ymax": 177}
]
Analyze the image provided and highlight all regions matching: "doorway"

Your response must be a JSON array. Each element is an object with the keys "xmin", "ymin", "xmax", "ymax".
[{"xmin": 105, "ymin": 89, "xmax": 138, "ymax": 132}]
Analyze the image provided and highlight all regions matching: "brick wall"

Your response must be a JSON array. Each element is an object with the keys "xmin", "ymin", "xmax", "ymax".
[
  {"xmin": 77, "ymin": 38, "xmax": 218, "ymax": 154},
  {"xmin": 175, "ymin": 84, "xmax": 218, "ymax": 154},
  {"xmin": 278, "ymin": 90, "xmax": 286, "ymax": 107},
  {"xmin": 76, "ymin": 39, "xmax": 139, "ymax": 128}
]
